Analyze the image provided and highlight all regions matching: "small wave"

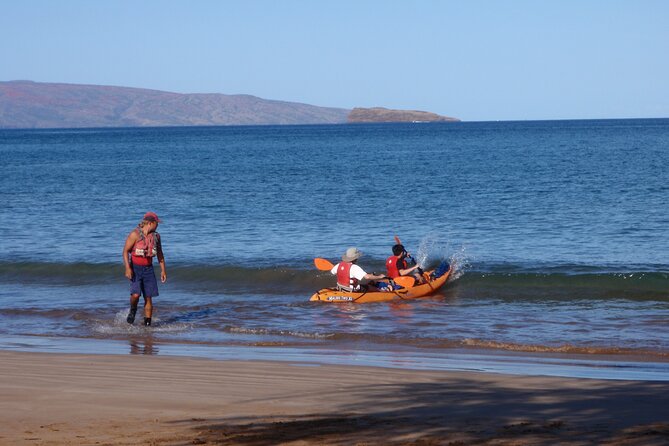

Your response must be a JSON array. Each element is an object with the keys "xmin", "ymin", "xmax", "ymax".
[
  {"xmin": 0, "ymin": 308, "xmax": 88, "ymax": 319},
  {"xmin": 0, "ymin": 261, "xmax": 333, "ymax": 294},
  {"xmin": 0, "ymin": 261, "xmax": 118, "ymax": 285},
  {"xmin": 460, "ymin": 338, "xmax": 669, "ymax": 357},
  {"xmin": 228, "ymin": 326, "xmax": 334, "ymax": 339},
  {"xmin": 454, "ymin": 271, "xmax": 669, "ymax": 301},
  {"xmin": 220, "ymin": 330, "xmax": 669, "ymax": 358},
  {"xmin": 1, "ymin": 260, "xmax": 667, "ymax": 301},
  {"xmin": 213, "ymin": 330, "xmax": 669, "ymax": 358}
]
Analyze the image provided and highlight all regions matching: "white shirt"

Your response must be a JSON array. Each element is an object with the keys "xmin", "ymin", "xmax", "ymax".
[{"xmin": 331, "ymin": 262, "xmax": 367, "ymax": 281}]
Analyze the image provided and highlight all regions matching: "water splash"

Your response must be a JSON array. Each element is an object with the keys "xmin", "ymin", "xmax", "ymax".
[
  {"xmin": 449, "ymin": 244, "xmax": 472, "ymax": 281},
  {"xmin": 416, "ymin": 233, "xmax": 470, "ymax": 281},
  {"xmin": 89, "ymin": 310, "xmax": 194, "ymax": 335},
  {"xmin": 416, "ymin": 235, "xmax": 436, "ymax": 267}
]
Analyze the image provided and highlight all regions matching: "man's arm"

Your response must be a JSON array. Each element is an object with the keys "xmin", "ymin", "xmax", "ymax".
[
  {"xmin": 122, "ymin": 231, "xmax": 138, "ymax": 280},
  {"xmin": 353, "ymin": 265, "xmax": 385, "ymax": 281},
  {"xmin": 156, "ymin": 238, "xmax": 167, "ymax": 283},
  {"xmin": 399, "ymin": 265, "xmax": 420, "ymax": 276}
]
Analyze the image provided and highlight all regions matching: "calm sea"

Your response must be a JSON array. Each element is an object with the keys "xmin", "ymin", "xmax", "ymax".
[{"xmin": 1, "ymin": 120, "xmax": 668, "ymax": 379}]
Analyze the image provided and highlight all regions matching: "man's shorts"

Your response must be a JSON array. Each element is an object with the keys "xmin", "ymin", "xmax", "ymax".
[{"xmin": 130, "ymin": 264, "xmax": 159, "ymax": 298}]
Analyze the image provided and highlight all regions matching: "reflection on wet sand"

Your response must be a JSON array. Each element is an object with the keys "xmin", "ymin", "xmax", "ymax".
[{"xmin": 129, "ymin": 337, "xmax": 158, "ymax": 355}]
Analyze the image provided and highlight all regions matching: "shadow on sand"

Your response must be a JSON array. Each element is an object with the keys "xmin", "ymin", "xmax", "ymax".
[{"xmin": 164, "ymin": 376, "xmax": 669, "ymax": 445}]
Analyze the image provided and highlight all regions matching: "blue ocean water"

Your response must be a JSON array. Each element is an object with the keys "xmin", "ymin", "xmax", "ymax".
[
  {"xmin": 1, "ymin": 120, "xmax": 667, "ymax": 267},
  {"xmin": 0, "ymin": 120, "xmax": 668, "ymax": 377}
]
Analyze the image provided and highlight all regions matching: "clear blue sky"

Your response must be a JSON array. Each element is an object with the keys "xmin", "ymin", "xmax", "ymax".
[{"xmin": 1, "ymin": 0, "xmax": 667, "ymax": 121}]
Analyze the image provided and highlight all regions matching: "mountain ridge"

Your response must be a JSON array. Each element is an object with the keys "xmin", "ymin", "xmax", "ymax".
[{"xmin": 0, "ymin": 80, "xmax": 458, "ymax": 128}]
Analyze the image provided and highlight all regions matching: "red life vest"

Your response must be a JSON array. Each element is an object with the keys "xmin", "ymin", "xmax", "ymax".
[
  {"xmin": 386, "ymin": 255, "xmax": 407, "ymax": 278},
  {"xmin": 131, "ymin": 227, "xmax": 160, "ymax": 266},
  {"xmin": 336, "ymin": 262, "xmax": 359, "ymax": 290}
]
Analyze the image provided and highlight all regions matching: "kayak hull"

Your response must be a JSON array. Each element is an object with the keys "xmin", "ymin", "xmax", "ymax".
[{"xmin": 310, "ymin": 264, "xmax": 452, "ymax": 303}]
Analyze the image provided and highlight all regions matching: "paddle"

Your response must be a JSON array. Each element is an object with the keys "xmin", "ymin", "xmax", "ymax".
[
  {"xmin": 394, "ymin": 235, "xmax": 424, "ymax": 275},
  {"xmin": 314, "ymin": 257, "xmax": 334, "ymax": 271}
]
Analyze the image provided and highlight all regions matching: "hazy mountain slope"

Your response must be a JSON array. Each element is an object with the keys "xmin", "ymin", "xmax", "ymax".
[{"xmin": 0, "ymin": 81, "xmax": 350, "ymax": 128}]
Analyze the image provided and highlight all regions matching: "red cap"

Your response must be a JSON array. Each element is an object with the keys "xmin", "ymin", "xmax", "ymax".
[{"xmin": 143, "ymin": 212, "xmax": 162, "ymax": 223}]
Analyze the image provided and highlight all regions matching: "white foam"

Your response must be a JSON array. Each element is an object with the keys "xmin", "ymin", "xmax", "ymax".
[
  {"xmin": 89, "ymin": 310, "xmax": 193, "ymax": 335},
  {"xmin": 229, "ymin": 326, "xmax": 334, "ymax": 339}
]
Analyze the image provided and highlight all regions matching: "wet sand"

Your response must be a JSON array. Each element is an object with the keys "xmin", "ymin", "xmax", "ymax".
[{"xmin": 1, "ymin": 350, "xmax": 668, "ymax": 445}]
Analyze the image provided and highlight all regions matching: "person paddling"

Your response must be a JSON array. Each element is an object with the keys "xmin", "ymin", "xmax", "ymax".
[
  {"xmin": 386, "ymin": 244, "xmax": 424, "ymax": 284},
  {"xmin": 330, "ymin": 247, "xmax": 387, "ymax": 292},
  {"xmin": 122, "ymin": 212, "xmax": 166, "ymax": 326}
]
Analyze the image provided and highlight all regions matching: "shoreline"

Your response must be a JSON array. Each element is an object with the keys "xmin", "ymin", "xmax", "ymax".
[
  {"xmin": 1, "ymin": 350, "xmax": 668, "ymax": 445},
  {"xmin": 2, "ymin": 333, "xmax": 669, "ymax": 382}
]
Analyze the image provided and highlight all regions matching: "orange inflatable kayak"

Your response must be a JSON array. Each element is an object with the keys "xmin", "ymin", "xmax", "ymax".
[{"xmin": 310, "ymin": 261, "xmax": 452, "ymax": 303}]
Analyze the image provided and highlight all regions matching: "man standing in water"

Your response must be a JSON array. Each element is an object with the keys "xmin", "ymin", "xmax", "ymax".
[{"xmin": 122, "ymin": 212, "xmax": 166, "ymax": 326}]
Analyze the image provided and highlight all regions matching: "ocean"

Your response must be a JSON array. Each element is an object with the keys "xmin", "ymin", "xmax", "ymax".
[{"xmin": 1, "ymin": 119, "xmax": 668, "ymax": 380}]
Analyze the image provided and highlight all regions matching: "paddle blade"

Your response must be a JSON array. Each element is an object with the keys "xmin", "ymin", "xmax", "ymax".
[
  {"xmin": 314, "ymin": 258, "xmax": 334, "ymax": 271},
  {"xmin": 394, "ymin": 235, "xmax": 402, "ymax": 245},
  {"xmin": 393, "ymin": 276, "xmax": 415, "ymax": 288}
]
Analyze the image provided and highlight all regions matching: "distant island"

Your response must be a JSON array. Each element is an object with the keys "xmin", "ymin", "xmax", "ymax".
[
  {"xmin": 348, "ymin": 107, "xmax": 459, "ymax": 123},
  {"xmin": 0, "ymin": 80, "xmax": 459, "ymax": 129}
]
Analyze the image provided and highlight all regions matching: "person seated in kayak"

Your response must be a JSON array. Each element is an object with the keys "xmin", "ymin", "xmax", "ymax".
[
  {"xmin": 330, "ymin": 247, "xmax": 388, "ymax": 292},
  {"xmin": 386, "ymin": 244, "xmax": 424, "ymax": 284}
]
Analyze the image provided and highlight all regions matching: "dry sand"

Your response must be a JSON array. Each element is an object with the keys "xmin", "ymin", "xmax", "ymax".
[{"xmin": 1, "ymin": 350, "xmax": 668, "ymax": 445}]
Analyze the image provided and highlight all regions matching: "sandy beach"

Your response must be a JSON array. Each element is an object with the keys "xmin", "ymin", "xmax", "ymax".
[{"xmin": 1, "ymin": 351, "xmax": 668, "ymax": 445}]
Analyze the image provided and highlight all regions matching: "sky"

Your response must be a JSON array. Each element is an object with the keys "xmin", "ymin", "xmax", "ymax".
[{"xmin": 1, "ymin": 0, "xmax": 668, "ymax": 121}]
